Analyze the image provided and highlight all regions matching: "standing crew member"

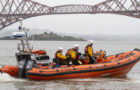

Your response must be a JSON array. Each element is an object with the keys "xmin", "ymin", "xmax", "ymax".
[
  {"xmin": 85, "ymin": 40, "xmax": 95, "ymax": 64},
  {"xmin": 54, "ymin": 47, "xmax": 67, "ymax": 67}
]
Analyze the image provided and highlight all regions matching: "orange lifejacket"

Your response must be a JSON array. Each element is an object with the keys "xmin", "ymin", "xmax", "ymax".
[
  {"xmin": 95, "ymin": 50, "xmax": 106, "ymax": 63},
  {"xmin": 83, "ymin": 56, "xmax": 90, "ymax": 64}
]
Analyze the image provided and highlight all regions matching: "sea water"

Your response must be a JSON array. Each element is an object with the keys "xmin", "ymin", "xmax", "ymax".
[{"xmin": 0, "ymin": 40, "xmax": 140, "ymax": 90}]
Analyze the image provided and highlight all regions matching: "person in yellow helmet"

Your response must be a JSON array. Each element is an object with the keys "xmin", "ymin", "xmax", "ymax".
[
  {"xmin": 54, "ymin": 47, "xmax": 67, "ymax": 67},
  {"xmin": 85, "ymin": 40, "xmax": 95, "ymax": 64}
]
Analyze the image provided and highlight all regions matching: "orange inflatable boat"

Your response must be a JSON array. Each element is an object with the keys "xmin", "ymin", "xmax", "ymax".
[
  {"xmin": 27, "ymin": 49, "xmax": 140, "ymax": 80},
  {"xmin": 0, "ymin": 49, "xmax": 140, "ymax": 80}
]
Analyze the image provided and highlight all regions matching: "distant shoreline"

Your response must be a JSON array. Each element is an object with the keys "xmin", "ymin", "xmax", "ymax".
[
  {"xmin": 0, "ymin": 39, "xmax": 140, "ymax": 42},
  {"xmin": 0, "ymin": 38, "xmax": 87, "ymax": 42},
  {"xmin": 0, "ymin": 31, "xmax": 85, "ymax": 41}
]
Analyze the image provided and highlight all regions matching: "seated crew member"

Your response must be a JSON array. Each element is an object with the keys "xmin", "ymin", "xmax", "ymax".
[
  {"xmin": 65, "ymin": 47, "xmax": 73, "ymax": 66},
  {"xmin": 71, "ymin": 44, "xmax": 82, "ymax": 65},
  {"xmin": 55, "ymin": 47, "xmax": 67, "ymax": 67},
  {"xmin": 85, "ymin": 40, "xmax": 95, "ymax": 64}
]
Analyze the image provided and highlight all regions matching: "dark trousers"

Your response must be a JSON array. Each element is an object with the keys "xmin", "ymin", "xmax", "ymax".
[
  {"xmin": 65, "ymin": 59, "xmax": 80, "ymax": 65},
  {"xmin": 65, "ymin": 59, "xmax": 71, "ymax": 66},
  {"xmin": 89, "ymin": 56, "xmax": 95, "ymax": 64},
  {"xmin": 72, "ymin": 59, "xmax": 80, "ymax": 65},
  {"xmin": 54, "ymin": 59, "xmax": 66, "ymax": 67}
]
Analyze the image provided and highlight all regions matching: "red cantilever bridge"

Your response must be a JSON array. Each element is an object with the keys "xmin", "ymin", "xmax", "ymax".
[{"xmin": 0, "ymin": 0, "xmax": 140, "ymax": 30}]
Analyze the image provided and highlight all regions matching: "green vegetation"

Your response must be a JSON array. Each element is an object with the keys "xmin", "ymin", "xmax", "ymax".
[
  {"xmin": 0, "ymin": 32, "xmax": 85, "ymax": 41},
  {"xmin": 29, "ymin": 32, "xmax": 84, "ymax": 41}
]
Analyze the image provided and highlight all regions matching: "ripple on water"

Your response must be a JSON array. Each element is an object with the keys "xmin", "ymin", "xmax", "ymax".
[{"xmin": 0, "ymin": 73, "xmax": 26, "ymax": 83}]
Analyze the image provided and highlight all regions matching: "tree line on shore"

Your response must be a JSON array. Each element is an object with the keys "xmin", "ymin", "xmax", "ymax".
[{"xmin": 0, "ymin": 32, "xmax": 85, "ymax": 41}]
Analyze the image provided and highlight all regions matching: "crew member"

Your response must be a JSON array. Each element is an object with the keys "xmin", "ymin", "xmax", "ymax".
[
  {"xmin": 71, "ymin": 44, "xmax": 82, "ymax": 65},
  {"xmin": 85, "ymin": 40, "xmax": 95, "ymax": 64},
  {"xmin": 54, "ymin": 47, "xmax": 67, "ymax": 67},
  {"xmin": 65, "ymin": 47, "xmax": 73, "ymax": 66}
]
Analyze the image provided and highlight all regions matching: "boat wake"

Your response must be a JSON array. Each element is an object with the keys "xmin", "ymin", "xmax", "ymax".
[
  {"xmin": 0, "ymin": 73, "xmax": 26, "ymax": 82},
  {"xmin": 132, "ymin": 80, "xmax": 140, "ymax": 83}
]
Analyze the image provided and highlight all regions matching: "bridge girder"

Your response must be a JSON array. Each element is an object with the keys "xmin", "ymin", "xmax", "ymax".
[{"xmin": 0, "ymin": 0, "xmax": 140, "ymax": 30}]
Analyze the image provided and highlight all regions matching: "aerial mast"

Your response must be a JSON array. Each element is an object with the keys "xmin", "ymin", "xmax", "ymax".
[{"xmin": 12, "ymin": 18, "xmax": 31, "ymax": 53}]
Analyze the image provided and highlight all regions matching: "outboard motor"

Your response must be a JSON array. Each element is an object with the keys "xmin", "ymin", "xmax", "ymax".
[
  {"xmin": 25, "ymin": 60, "xmax": 36, "ymax": 71},
  {"xmin": 18, "ymin": 58, "xmax": 27, "ymax": 78},
  {"xmin": 17, "ymin": 53, "xmax": 31, "ymax": 78},
  {"xmin": 25, "ymin": 59, "xmax": 36, "ymax": 78}
]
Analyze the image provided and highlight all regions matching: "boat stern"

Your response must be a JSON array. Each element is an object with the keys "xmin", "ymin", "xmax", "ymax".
[{"xmin": 0, "ymin": 65, "xmax": 18, "ymax": 77}]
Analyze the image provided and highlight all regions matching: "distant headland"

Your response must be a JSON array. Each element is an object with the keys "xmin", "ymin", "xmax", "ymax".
[{"xmin": 0, "ymin": 32, "xmax": 85, "ymax": 41}]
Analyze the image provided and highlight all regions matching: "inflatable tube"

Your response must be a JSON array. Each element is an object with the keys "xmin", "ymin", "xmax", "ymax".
[
  {"xmin": 26, "ymin": 49, "xmax": 140, "ymax": 80},
  {"xmin": 0, "ymin": 65, "xmax": 18, "ymax": 77}
]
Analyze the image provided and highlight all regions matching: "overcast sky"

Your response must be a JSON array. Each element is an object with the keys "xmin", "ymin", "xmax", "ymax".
[{"xmin": 2, "ymin": 0, "xmax": 140, "ymax": 35}]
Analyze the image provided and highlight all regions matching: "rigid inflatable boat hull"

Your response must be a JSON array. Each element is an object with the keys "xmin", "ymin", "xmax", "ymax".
[
  {"xmin": 27, "ymin": 50, "xmax": 140, "ymax": 80},
  {"xmin": 0, "ymin": 50, "xmax": 139, "ymax": 80},
  {"xmin": 27, "ymin": 59, "xmax": 139, "ymax": 80}
]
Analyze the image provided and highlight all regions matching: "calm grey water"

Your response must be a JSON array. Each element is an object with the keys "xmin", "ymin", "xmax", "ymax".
[{"xmin": 0, "ymin": 40, "xmax": 140, "ymax": 90}]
